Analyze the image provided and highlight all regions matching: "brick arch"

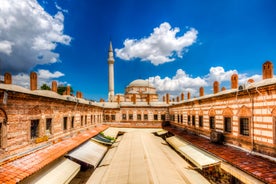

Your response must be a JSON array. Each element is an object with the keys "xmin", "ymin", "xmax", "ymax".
[
  {"xmin": 198, "ymin": 109, "xmax": 203, "ymax": 116},
  {"xmin": 208, "ymin": 108, "xmax": 216, "ymax": 116},
  {"xmin": 222, "ymin": 107, "xmax": 234, "ymax": 116},
  {"xmin": 0, "ymin": 108, "xmax": 7, "ymax": 123},
  {"xmin": 271, "ymin": 107, "xmax": 276, "ymax": 116},
  {"xmin": 237, "ymin": 105, "xmax": 252, "ymax": 116},
  {"xmin": 191, "ymin": 110, "xmax": 196, "ymax": 115}
]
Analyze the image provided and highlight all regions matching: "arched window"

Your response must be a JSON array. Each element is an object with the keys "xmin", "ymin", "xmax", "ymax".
[{"xmin": 237, "ymin": 106, "xmax": 251, "ymax": 136}]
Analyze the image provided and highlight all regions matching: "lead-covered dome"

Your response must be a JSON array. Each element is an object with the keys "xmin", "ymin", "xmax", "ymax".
[{"xmin": 128, "ymin": 79, "xmax": 154, "ymax": 88}]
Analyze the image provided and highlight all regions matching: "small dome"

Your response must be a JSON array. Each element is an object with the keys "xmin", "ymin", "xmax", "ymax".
[{"xmin": 128, "ymin": 79, "xmax": 154, "ymax": 88}]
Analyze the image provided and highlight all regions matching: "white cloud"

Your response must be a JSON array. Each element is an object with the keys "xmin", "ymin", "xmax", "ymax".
[
  {"xmin": 0, "ymin": 0, "xmax": 71, "ymax": 73},
  {"xmin": 115, "ymin": 22, "xmax": 198, "ymax": 65},
  {"xmin": 0, "ymin": 40, "xmax": 13, "ymax": 55},
  {"xmin": 149, "ymin": 69, "xmax": 207, "ymax": 97},
  {"xmin": 9, "ymin": 69, "xmax": 67, "ymax": 89},
  {"xmin": 204, "ymin": 66, "xmax": 238, "ymax": 83},
  {"xmin": 37, "ymin": 69, "xmax": 64, "ymax": 79},
  {"xmin": 55, "ymin": 2, "xmax": 68, "ymax": 13},
  {"xmin": 148, "ymin": 67, "xmax": 262, "ymax": 99}
]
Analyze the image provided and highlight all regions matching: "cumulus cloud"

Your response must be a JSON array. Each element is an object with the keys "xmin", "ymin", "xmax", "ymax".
[
  {"xmin": 148, "ymin": 67, "xmax": 262, "ymax": 99},
  {"xmin": 9, "ymin": 69, "xmax": 67, "ymax": 89},
  {"xmin": 115, "ymin": 22, "xmax": 198, "ymax": 65},
  {"xmin": 204, "ymin": 66, "xmax": 238, "ymax": 83},
  {"xmin": 149, "ymin": 69, "xmax": 207, "ymax": 97},
  {"xmin": 0, "ymin": 0, "xmax": 71, "ymax": 73}
]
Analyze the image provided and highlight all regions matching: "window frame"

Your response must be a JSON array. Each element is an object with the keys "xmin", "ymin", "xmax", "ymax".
[
  {"xmin": 63, "ymin": 117, "xmax": 68, "ymax": 130},
  {"xmin": 240, "ymin": 117, "xmax": 250, "ymax": 136},
  {"xmin": 224, "ymin": 117, "xmax": 232, "ymax": 133},
  {"xmin": 199, "ymin": 115, "xmax": 203, "ymax": 127},
  {"xmin": 31, "ymin": 119, "xmax": 39, "ymax": 139},
  {"xmin": 209, "ymin": 116, "xmax": 215, "ymax": 129},
  {"xmin": 46, "ymin": 118, "xmax": 52, "ymax": 134}
]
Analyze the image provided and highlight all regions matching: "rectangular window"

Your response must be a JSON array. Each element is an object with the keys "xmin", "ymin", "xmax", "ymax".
[
  {"xmin": 137, "ymin": 114, "xmax": 141, "ymax": 120},
  {"xmin": 63, "ymin": 117, "xmax": 67, "ymax": 130},
  {"xmin": 209, "ymin": 116, "xmax": 215, "ymax": 129},
  {"xmin": 199, "ymin": 116, "xmax": 203, "ymax": 127},
  {"xmin": 85, "ymin": 115, "xmax": 87, "ymax": 125},
  {"xmin": 105, "ymin": 115, "xmax": 110, "ymax": 121},
  {"xmin": 161, "ymin": 114, "xmax": 165, "ymax": 121},
  {"xmin": 122, "ymin": 114, "xmax": 126, "ymax": 120},
  {"xmin": 71, "ymin": 116, "xmax": 74, "ymax": 129},
  {"xmin": 144, "ymin": 114, "xmax": 148, "ymax": 120},
  {"xmin": 31, "ymin": 119, "xmax": 39, "ymax": 139},
  {"xmin": 187, "ymin": 115, "xmax": 191, "ymax": 125},
  {"xmin": 224, "ymin": 117, "xmax": 232, "ymax": 133},
  {"xmin": 91, "ymin": 115, "xmax": 93, "ymax": 124},
  {"xmin": 240, "ymin": 118, "xmax": 249, "ymax": 136},
  {"xmin": 111, "ymin": 115, "xmax": 115, "ymax": 121},
  {"xmin": 46, "ymin": 118, "xmax": 52, "ymax": 134},
  {"xmin": 192, "ymin": 115, "xmax": 196, "ymax": 126},
  {"xmin": 154, "ymin": 114, "xmax": 158, "ymax": 120},
  {"xmin": 129, "ymin": 114, "xmax": 133, "ymax": 120},
  {"xmin": 81, "ymin": 115, "xmax": 83, "ymax": 126}
]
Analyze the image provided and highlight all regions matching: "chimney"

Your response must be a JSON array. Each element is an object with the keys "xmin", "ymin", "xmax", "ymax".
[
  {"xmin": 263, "ymin": 61, "xmax": 273, "ymax": 79},
  {"xmin": 199, "ymin": 87, "xmax": 204, "ymax": 97},
  {"xmin": 247, "ymin": 78, "xmax": 255, "ymax": 84},
  {"xmin": 66, "ymin": 86, "xmax": 70, "ymax": 95},
  {"xmin": 76, "ymin": 91, "xmax": 80, "ymax": 98},
  {"xmin": 52, "ymin": 81, "xmax": 57, "ymax": 93},
  {"xmin": 4, "ymin": 72, "xmax": 12, "ymax": 84},
  {"xmin": 176, "ymin": 96, "xmax": 179, "ymax": 102},
  {"xmin": 187, "ymin": 92, "xmax": 191, "ymax": 100},
  {"xmin": 221, "ymin": 87, "xmax": 226, "ymax": 91},
  {"xmin": 181, "ymin": 92, "xmax": 184, "ymax": 101},
  {"xmin": 213, "ymin": 81, "xmax": 219, "ymax": 94},
  {"xmin": 231, "ymin": 74, "xmax": 238, "ymax": 89},
  {"xmin": 166, "ymin": 93, "xmax": 170, "ymax": 104},
  {"xmin": 30, "ymin": 72, "xmax": 37, "ymax": 91},
  {"xmin": 163, "ymin": 96, "xmax": 165, "ymax": 102}
]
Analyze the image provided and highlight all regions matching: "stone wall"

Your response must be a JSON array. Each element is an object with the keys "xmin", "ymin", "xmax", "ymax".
[{"xmin": 0, "ymin": 88, "xmax": 103, "ymax": 160}]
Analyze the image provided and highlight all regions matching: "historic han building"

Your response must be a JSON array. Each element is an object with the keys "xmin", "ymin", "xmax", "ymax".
[{"xmin": 0, "ymin": 42, "xmax": 275, "ymax": 183}]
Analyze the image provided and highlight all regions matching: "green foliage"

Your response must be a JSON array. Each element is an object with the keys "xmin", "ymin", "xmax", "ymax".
[
  {"xmin": 40, "ymin": 83, "xmax": 51, "ymax": 90},
  {"xmin": 57, "ymin": 85, "xmax": 74, "ymax": 95}
]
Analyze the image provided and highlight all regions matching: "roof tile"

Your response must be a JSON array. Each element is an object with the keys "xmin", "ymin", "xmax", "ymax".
[
  {"xmin": 0, "ymin": 125, "xmax": 108, "ymax": 183},
  {"xmin": 165, "ymin": 126, "xmax": 276, "ymax": 184}
]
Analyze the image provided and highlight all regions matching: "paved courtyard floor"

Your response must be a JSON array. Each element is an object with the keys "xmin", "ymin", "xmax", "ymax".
[{"xmin": 86, "ymin": 128, "xmax": 210, "ymax": 184}]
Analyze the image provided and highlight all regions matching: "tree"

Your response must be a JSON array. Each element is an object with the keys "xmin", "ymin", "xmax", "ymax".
[
  {"xmin": 57, "ymin": 85, "xmax": 74, "ymax": 95},
  {"xmin": 40, "ymin": 83, "xmax": 51, "ymax": 90}
]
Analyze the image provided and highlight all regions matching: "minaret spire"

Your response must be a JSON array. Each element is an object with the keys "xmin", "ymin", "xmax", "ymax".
[{"xmin": 108, "ymin": 41, "xmax": 115, "ymax": 102}]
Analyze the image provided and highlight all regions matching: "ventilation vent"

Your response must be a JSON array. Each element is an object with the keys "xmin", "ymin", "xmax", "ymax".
[{"xmin": 210, "ymin": 130, "xmax": 224, "ymax": 144}]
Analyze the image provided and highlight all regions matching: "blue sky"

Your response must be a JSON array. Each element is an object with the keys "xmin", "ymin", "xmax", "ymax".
[{"xmin": 0, "ymin": 0, "xmax": 276, "ymax": 101}]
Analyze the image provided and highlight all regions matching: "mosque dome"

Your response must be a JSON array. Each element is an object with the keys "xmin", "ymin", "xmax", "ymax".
[{"xmin": 128, "ymin": 79, "xmax": 154, "ymax": 88}]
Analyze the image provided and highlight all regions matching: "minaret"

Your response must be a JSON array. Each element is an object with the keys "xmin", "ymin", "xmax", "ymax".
[{"xmin": 108, "ymin": 41, "xmax": 115, "ymax": 102}]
